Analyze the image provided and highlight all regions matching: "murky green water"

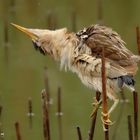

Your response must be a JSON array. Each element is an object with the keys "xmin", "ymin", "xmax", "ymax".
[{"xmin": 0, "ymin": 0, "xmax": 140, "ymax": 140}]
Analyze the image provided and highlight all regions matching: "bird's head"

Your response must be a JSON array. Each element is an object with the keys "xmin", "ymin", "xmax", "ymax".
[{"xmin": 11, "ymin": 23, "xmax": 72, "ymax": 60}]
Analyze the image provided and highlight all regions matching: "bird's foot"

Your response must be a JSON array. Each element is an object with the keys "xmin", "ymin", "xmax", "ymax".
[
  {"xmin": 101, "ymin": 112, "xmax": 115, "ymax": 126},
  {"xmin": 92, "ymin": 97, "xmax": 99, "ymax": 106},
  {"xmin": 90, "ymin": 98, "xmax": 102, "ymax": 118}
]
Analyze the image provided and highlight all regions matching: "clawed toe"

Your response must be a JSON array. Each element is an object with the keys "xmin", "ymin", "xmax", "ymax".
[
  {"xmin": 90, "ymin": 107, "xmax": 98, "ymax": 118},
  {"xmin": 92, "ymin": 97, "xmax": 98, "ymax": 106},
  {"xmin": 90, "ymin": 101, "xmax": 100, "ymax": 118},
  {"xmin": 101, "ymin": 112, "xmax": 115, "ymax": 126},
  {"xmin": 90, "ymin": 98, "xmax": 102, "ymax": 118}
]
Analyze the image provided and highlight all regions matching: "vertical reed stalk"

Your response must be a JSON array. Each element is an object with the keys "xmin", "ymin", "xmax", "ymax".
[
  {"xmin": 133, "ymin": 91, "xmax": 138, "ymax": 140},
  {"xmin": 15, "ymin": 122, "xmax": 21, "ymax": 140},
  {"xmin": 101, "ymin": 47, "xmax": 109, "ymax": 140},
  {"xmin": 0, "ymin": 106, "xmax": 2, "ymax": 118},
  {"xmin": 44, "ymin": 66, "xmax": 51, "ymax": 105},
  {"xmin": 0, "ymin": 105, "xmax": 4, "ymax": 140},
  {"xmin": 42, "ymin": 90, "xmax": 51, "ymax": 140},
  {"xmin": 76, "ymin": 126, "xmax": 82, "ymax": 140},
  {"xmin": 56, "ymin": 87, "xmax": 63, "ymax": 140},
  {"xmin": 136, "ymin": 26, "xmax": 140, "ymax": 54},
  {"xmin": 133, "ymin": 26, "xmax": 140, "ymax": 140},
  {"xmin": 88, "ymin": 91, "xmax": 101, "ymax": 140},
  {"xmin": 127, "ymin": 115, "xmax": 133, "ymax": 140},
  {"xmin": 4, "ymin": 19, "xmax": 9, "ymax": 64},
  {"xmin": 27, "ymin": 97, "xmax": 34, "ymax": 128}
]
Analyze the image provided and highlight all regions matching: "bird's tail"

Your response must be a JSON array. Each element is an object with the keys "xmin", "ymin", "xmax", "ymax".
[{"xmin": 118, "ymin": 75, "xmax": 135, "ymax": 92}]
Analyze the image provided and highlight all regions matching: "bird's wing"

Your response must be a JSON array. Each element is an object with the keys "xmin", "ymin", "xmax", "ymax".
[
  {"xmin": 76, "ymin": 24, "xmax": 139, "ymax": 75},
  {"xmin": 76, "ymin": 24, "xmax": 133, "ymax": 61},
  {"xmin": 74, "ymin": 54, "xmax": 127, "ymax": 79}
]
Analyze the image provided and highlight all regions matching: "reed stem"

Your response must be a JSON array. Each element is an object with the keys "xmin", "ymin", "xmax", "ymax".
[
  {"xmin": 101, "ymin": 47, "xmax": 109, "ymax": 140},
  {"xmin": 136, "ymin": 26, "xmax": 140, "ymax": 55},
  {"xmin": 56, "ymin": 87, "xmax": 63, "ymax": 140},
  {"xmin": 42, "ymin": 90, "xmax": 51, "ymax": 140},
  {"xmin": 133, "ymin": 91, "xmax": 138, "ymax": 140},
  {"xmin": 127, "ymin": 115, "xmax": 133, "ymax": 140},
  {"xmin": 15, "ymin": 122, "xmax": 21, "ymax": 140},
  {"xmin": 76, "ymin": 126, "xmax": 82, "ymax": 140},
  {"xmin": 88, "ymin": 91, "xmax": 101, "ymax": 140},
  {"xmin": 27, "ymin": 97, "xmax": 34, "ymax": 128}
]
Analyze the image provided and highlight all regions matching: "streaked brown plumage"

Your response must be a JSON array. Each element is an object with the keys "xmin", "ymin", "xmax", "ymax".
[
  {"xmin": 12, "ymin": 23, "xmax": 139, "ymax": 124},
  {"xmin": 76, "ymin": 25, "xmax": 139, "ymax": 75}
]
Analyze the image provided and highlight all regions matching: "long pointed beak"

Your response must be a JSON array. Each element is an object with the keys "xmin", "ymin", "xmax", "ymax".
[{"xmin": 11, "ymin": 23, "xmax": 38, "ymax": 40}]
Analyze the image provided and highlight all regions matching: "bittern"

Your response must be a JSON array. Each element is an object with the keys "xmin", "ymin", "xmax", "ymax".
[{"xmin": 12, "ymin": 23, "xmax": 139, "ymax": 125}]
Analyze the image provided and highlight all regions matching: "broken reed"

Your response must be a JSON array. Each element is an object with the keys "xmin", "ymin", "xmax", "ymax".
[
  {"xmin": 42, "ymin": 90, "xmax": 51, "ymax": 140},
  {"xmin": 15, "ymin": 122, "xmax": 21, "ymax": 140},
  {"xmin": 56, "ymin": 87, "xmax": 63, "ymax": 140},
  {"xmin": 88, "ymin": 91, "xmax": 101, "ymax": 140},
  {"xmin": 76, "ymin": 126, "xmax": 82, "ymax": 140},
  {"xmin": 101, "ymin": 47, "xmax": 109, "ymax": 140}
]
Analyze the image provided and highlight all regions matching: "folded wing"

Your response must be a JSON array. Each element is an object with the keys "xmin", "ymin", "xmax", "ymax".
[{"xmin": 76, "ymin": 24, "xmax": 140, "ymax": 75}]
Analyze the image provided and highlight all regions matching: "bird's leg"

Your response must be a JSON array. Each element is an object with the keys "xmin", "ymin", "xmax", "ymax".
[
  {"xmin": 108, "ymin": 98, "xmax": 119, "ymax": 115},
  {"xmin": 101, "ymin": 98, "xmax": 119, "ymax": 125},
  {"xmin": 90, "ymin": 97, "xmax": 102, "ymax": 118}
]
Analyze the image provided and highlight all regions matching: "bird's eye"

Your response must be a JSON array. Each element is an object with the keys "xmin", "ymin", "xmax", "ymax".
[{"xmin": 32, "ymin": 40, "xmax": 46, "ymax": 55}]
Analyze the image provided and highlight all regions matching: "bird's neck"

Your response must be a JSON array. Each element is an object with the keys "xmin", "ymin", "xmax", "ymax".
[{"xmin": 60, "ymin": 37, "xmax": 78, "ymax": 70}]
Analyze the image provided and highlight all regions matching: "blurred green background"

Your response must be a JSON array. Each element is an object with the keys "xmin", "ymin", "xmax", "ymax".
[{"xmin": 0, "ymin": 0, "xmax": 140, "ymax": 140}]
